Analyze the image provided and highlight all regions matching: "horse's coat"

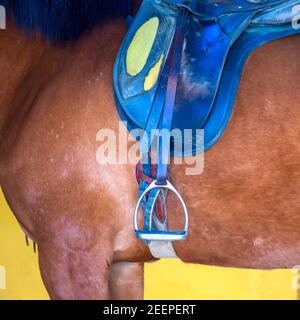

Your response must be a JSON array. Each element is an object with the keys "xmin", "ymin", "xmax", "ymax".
[{"xmin": 1, "ymin": 0, "xmax": 300, "ymax": 299}]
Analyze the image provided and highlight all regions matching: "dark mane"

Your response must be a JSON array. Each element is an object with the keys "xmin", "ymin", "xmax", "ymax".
[{"xmin": 0, "ymin": 0, "xmax": 131, "ymax": 41}]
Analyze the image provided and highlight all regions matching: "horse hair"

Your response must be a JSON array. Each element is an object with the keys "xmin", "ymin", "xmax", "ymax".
[{"xmin": 0, "ymin": 0, "xmax": 132, "ymax": 41}]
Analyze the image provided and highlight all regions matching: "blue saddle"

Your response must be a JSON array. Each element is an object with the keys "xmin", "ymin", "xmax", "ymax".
[{"xmin": 113, "ymin": 0, "xmax": 300, "ymax": 254}]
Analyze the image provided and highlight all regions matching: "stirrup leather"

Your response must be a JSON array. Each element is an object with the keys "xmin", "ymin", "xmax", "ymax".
[{"xmin": 134, "ymin": 7, "xmax": 189, "ymax": 244}]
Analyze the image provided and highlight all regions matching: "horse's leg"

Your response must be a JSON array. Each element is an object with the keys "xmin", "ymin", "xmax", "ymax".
[
  {"xmin": 109, "ymin": 262, "xmax": 144, "ymax": 300},
  {"xmin": 38, "ymin": 241, "xmax": 112, "ymax": 300}
]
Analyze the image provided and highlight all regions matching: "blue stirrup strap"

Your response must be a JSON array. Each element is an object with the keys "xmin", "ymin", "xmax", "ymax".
[
  {"xmin": 156, "ymin": 11, "xmax": 186, "ymax": 184},
  {"xmin": 135, "ymin": 7, "xmax": 189, "ymax": 246}
]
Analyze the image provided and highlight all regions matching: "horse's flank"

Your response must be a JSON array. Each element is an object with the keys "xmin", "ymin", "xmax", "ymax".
[{"xmin": 1, "ymin": 4, "xmax": 300, "ymax": 299}]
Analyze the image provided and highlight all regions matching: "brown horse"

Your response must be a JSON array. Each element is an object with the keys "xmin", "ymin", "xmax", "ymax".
[{"xmin": 1, "ymin": 1, "xmax": 300, "ymax": 299}]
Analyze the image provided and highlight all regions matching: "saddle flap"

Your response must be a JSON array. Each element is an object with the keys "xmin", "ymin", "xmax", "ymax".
[
  {"xmin": 114, "ymin": 0, "xmax": 300, "ymax": 153},
  {"xmin": 114, "ymin": 0, "xmax": 253, "ymax": 131}
]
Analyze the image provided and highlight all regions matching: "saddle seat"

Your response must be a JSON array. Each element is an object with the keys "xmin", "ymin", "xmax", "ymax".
[{"xmin": 113, "ymin": 0, "xmax": 300, "ymax": 257}]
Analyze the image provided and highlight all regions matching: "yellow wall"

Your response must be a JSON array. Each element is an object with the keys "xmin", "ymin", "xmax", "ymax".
[
  {"xmin": 0, "ymin": 189, "xmax": 297, "ymax": 300},
  {"xmin": 145, "ymin": 260, "xmax": 297, "ymax": 300}
]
